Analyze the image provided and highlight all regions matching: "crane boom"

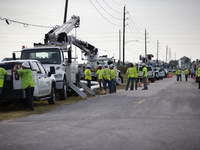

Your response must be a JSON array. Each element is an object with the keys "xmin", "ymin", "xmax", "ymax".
[{"xmin": 44, "ymin": 15, "xmax": 80, "ymax": 45}]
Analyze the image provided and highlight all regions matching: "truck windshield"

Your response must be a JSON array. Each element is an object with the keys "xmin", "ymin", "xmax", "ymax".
[{"xmin": 21, "ymin": 48, "xmax": 61, "ymax": 64}]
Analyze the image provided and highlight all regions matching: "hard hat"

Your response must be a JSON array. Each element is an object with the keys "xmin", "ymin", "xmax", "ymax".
[
  {"xmin": 98, "ymin": 64, "xmax": 102, "ymax": 67},
  {"xmin": 22, "ymin": 62, "xmax": 30, "ymax": 68},
  {"xmin": 86, "ymin": 64, "xmax": 91, "ymax": 68},
  {"xmin": 142, "ymin": 63, "xmax": 146, "ymax": 66},
  {"xmin": 104, "ymin": 64, "xmax": 108, "ymax": 67},
  {"xmin": 109, "ymin": 64, "xmax": 114, "ymax": 68}
]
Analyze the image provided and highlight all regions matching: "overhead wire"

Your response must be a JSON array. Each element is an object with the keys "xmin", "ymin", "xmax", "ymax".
[
  {"xmin": 0, "ymin": 17, "xmax": 53, "ymax": 28},
  {"xmin": 89, "ymin": 0, "xmax": 121, "ymax": 27},
  {"xmin": 103, "ymin": 0, "xmax": 123, "ymax": 14}
]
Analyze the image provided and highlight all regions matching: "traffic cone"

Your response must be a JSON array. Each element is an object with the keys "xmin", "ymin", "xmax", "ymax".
[
  {"xmin": 193, "ymin": 75, "xmax": 195, "ymax": 79},
  {"xmin": 138, "ymin": 79, "xmax": 142, "ymax": 87},
  {"xmin": 147, "ymin": 77, "xmax": 149, "ymax": 85}
]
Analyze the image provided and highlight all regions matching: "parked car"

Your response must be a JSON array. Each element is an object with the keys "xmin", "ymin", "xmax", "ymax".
[{"xmin": 0, "ymin": 60, "xmax": 56, "ymax": 107}]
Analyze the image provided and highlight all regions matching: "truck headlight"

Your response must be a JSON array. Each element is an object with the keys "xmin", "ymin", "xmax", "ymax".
[{"xmin": 54, "ymin": 74, "xmax": 62, "ymax": 79}]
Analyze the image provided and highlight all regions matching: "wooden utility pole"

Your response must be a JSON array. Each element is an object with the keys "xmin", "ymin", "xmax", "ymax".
[
  {"xmin": 145, "ymin": 29, "xmax": 147, "ymax": 56},
  {"xmin": 63, "ymin": 0, "xmax": 69, "ymax": 23},
  {"xmin": 122, "ymin": 5, "xmax": 126, "ymax": 66},
  {"xmin": 166, "ymin": 45, "xmax": 168, "ymax": 63},
  {"xmin": 119, "ymin": 30, "xmax": 121, "ymax": 63}
]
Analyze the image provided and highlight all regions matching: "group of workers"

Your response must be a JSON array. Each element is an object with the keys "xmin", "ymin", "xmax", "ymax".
[
  {"xmin": 125, "ymin": 63, "xmax": 148, "ymax": 90},
  {"xmin": 84, "ymin": 63, "xmax": 117, "ymax": 94},
  {"xmin": 84, "ymin": 62, "xmax": 149, "ymax": 93}
]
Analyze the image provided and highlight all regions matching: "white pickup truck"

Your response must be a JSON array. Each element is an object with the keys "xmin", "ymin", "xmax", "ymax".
[
  {"xmin": 0, "ymin": 60, "xmax": 56, "ymax": 107},
  {"xmin": 138, "ymin": 66, "xmax": 156, "ymax": 82}
]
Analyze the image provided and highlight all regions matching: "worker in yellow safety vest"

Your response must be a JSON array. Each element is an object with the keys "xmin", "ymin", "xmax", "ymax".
[
  {"xmin": 110, "ymin": 64, "xmax": 117, "ymax": 93},
  {"xmin": 125, "ymin": 63, "xmax": 135, "ymax": 91},
  {"xmin": 142, "ymin": 63, "xmax": 148, "ymax": 90},
  {"xmin": 134, "ymin": 64, "xmax": 139, "ymax": 90},
  {"xmin": 84, "ymin": 64, "xmax": 92, "ymax": 88},
  {"xmin": 103, "ymin": 64, "xmax": 111, "ymax": 94},
  {"xmin": 184, "ymin": 67, "xmax": 189, "ymax": 81},
  {"xmin": 177, "ymin": 68, "xmax": 182, "ymax": 81},
  {"xmin": 197, "ymin": 67, "xmax": 200, "ymax": 89},
  {"xmin": 96, "ymin": 64, "xmax": 104, "ymax": 93},
  {"xmin": 0, "ymin": 67, "xmax": 8, "ymax": 106}
]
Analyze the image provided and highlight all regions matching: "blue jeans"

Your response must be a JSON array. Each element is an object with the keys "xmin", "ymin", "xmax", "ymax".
[
  {"xmin": 103, "ymin": 79, "xmax": 111, "ymax": 93},
  {"xmin": 177, "ymin": 75, "xmax": 182, "ymax": 81},
  {"xmin": 199, "ymin": 77, "xmax": 200, "ymax": 89},
  {"xmin": 185, "ymin": 75, "xmax": 188, "ymax": 81},
  {"xmin": 126, "ymin": 77, "xmax": 134, "ymax": 90},
  {"xmin": 110, "ymin": 79, "xmax": 116, "ymax": 93},
  {"xmin": 0, "ymin": 88, "xmax": 2, "ymax": 106},
  {"xmin": 25, "ymin": 87, "xmax": 34, "ymax": 111},
  {"xmin": 135, "ymin": 78, "xmax": 138, "ymax": 89},
  {"xmin": 86, "ymin": 79, "xmax": 91, "ymax": 89},
  {"xmin": 143, "ymin": 77, "xmax": 148, "ymax": 89}
]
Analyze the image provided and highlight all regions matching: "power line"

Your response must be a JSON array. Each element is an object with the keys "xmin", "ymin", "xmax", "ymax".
[
  {"xmin": 0, "ymin": 17, "xmax": 53, "ymax": 28},
  {"xmin": 95, "ymin": 0, "xmax": 122, "ymax": 20},
  {"xmin": 89, "ymin": 0, "xmax": 121, "ymax": 26},
  {"xmin": 102, "ymin": 0, "xmax": 123, "ymax": 14}
]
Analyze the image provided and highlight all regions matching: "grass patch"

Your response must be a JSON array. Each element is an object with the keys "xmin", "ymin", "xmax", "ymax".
[{"xmin": 0, "ymin": 74, "xmax": 129, "ymax": 121}]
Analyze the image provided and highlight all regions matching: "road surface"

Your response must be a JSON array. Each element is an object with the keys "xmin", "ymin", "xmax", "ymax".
[{"xmin": 0, "ymin": 76, "xmax": 200, "ymax": 150}]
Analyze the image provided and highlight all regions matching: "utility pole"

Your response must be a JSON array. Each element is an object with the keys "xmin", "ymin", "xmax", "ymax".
[
  {"xmin": 166, "ymin": 45, "xmax": 168, "ymax": 63},
  {"xmin": 119, "ymin": 30, "xmax": 121, "ymax": 63},
  {"xmin": 122, "ymin": 5, "xmax": 126, "ymax": 66},
  {"xmin": 145, "ymin": 29, "xmax": 147, "ymax": 56},
  {"xmin": 157, "ymin": 40, "xmax": 159, "ymax": 63},
  {"xmin": 63, "ymin": 0, "xmax": 69, "ymax": 23}
]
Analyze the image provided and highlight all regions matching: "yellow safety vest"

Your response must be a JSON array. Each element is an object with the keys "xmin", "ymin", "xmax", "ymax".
[
  {"xmin": 110, "ymin": 69, "xmax": 116, "ymax": 80},
  {"xmin": 103, "ymin": 68, "xmax": 111, "ymax": 81},
  {"xmin": 184, "ymin": 69, "xmax": 189, "ymax": 75},
  {"xmin": 134, "ymin": 67, "xmax": 139, "ymax": 78},
  {"xmin": 177, "ymin": 69, "xmax": 182, "ymax": 75},
  {"xmin": 84, "ymin": 69, "xmax": 91, "ymax": 80},
  {"xmin": 198, "ymin": 68, "xmax": 200, "ymax": 77},
  {"xmin": 126, "ymin": 67, "xmax": 134, "ymax": 78},
  {"xmin": 142, "ymin": 67, "xmax": 147, "ymax": 77},
  {"xmin": 0, "ymin": 67, "xmax": 8, "ymax": 87}
]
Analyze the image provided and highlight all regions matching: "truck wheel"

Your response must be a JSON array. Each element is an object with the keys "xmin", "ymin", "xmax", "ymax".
[
  {"xmin": 59, "ymin": 80, "xmax": 67, "ymax": 100},
  {"xmin": 1, "ymin": 101, "xmax": 11, "ymax": 108},
  {"xmin": 48, "ymin": 86, "xmax": 56, "ymax": 104}
]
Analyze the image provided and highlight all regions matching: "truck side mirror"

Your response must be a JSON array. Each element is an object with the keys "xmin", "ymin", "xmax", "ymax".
[
  {"xmin": 50, "ymin": 66, "xmax": 55, "ymax": 74},
  {"xmin": 48, "ymin": 72, "xmax": 52, "ymax": 77},
  {"xmin": 13, "ymin": 53, "xmax": 16, "ymax": 60},
  {"xmin": 68, "ymin": 49, "xmax": 72, "ymax": 63}
]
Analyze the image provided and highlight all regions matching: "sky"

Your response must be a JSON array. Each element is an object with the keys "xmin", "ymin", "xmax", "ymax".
[{"xmin": 0, "ymin": 0, "xmax": 200, "ymax": 64}]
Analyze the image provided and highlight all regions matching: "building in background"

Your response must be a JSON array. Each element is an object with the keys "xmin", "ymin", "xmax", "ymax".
[{"xmin": 178, "ymin": 56, "xmax": 191, "ymax": 69}]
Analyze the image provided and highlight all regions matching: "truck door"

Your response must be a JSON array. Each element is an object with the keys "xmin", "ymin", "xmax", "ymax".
[
  {"xmin": 37, "ymin": 62, "xmax": 51, "ymax": 95},
  {"xmin": 31, "ymin": 62, "xmax": 44, "ymax": 96}
]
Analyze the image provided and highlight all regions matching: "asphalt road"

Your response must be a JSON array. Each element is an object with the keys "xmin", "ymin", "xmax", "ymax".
[{"xmin": 0, "ymin": 76, "xmax": 200, "ymax": 150}]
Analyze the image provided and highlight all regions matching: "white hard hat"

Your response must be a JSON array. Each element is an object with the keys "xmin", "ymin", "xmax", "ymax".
[
  {"xmin": 86, "ymin": 64, "xmax": 91, "ymax": 68},
  {"xmin": 142, "ymin": 63, "xmax": 146, "ymax": 66},
  {"xmin": 22, "ymin": 62, "xmax": 30, "ymax": 68},
  {"xmin": 109, "ymin": 64, "xmax": 114, "ymax": 68},
  {"xmin": 98, "ymin": 64, "xmax": 102, "ymax": 67},
  {"xmin": 104, "ymin": 64, "xmax": 108, "ymax": 67}
]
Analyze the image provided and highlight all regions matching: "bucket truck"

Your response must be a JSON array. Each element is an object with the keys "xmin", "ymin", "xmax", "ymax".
[{"xmin": 13, "ymin": 15, "xmax": 90, "ymax": 99}]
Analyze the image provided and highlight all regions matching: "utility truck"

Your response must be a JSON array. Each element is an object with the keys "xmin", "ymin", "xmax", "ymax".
[
  {"xmin": 0, "ymin": 60, "xmax": 56, "ymax": 107},
  {"xmin": 13, "ymin": 15, "xmax": 90, "ymax": 99}
]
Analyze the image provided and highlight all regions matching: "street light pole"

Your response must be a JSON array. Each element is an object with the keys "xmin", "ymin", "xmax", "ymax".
[{"xmin": 123, "ymin": 5, "xmax": 126, "ymax": 66}]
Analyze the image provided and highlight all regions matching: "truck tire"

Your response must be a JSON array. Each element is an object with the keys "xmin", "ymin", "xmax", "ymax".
[
  {"xmin": 48, "ymin": 86, "xmax": 56, "ymax": 104},
  {"xmin": 1, "ymin": 101, "xmax": 12, "ymax": 108},
  {"xmin": 59, "ymin": 80, "xmax": 67, "ymax": 100}
]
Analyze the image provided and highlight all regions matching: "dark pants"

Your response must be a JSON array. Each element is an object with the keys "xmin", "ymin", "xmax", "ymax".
[
  {"xmin": 24, "ymin": 87, "xmax": 34, "ymax": 111},
  {"xmin": 177, "ymin": 75, "xmax": 182, "ymax": 81},
  {"xmin": 86, "ymin": 79, "xmax": 91, "ymax": 88},
  {"xmin": 110, "ymin": 79, "xmax": 116, "ymax": 93},
  {"xmin": 143, "ymin": 77, "xmax": 148, "ymax": 89},
  {"xmin": 185, "ymin": 75, "xmax": 188, "ymax": 81},
  {"xmin": 199, "ymin": 77, "xmax": 200, "ymax": 89},
  {"xmin": 103, "ymin": 79, "xmax": 111, "ymax": 93},
  {"xmin": 0, "ymin": 88, "xmax": 2, "ymax": 106},
  {"xmin": 135, "ymin": 78, "xmax": 138, "ymax": 89},
  {"xmin": 126, "ymin": 77, "xmax": 134, "ymax": 90}
]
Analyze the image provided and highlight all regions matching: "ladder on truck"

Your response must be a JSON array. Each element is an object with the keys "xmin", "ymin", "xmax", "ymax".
[
  {"xmin": 79, "ymin": 82, "xmax": 95, "ymax": 96},
  {"xmin": 115, "ymin": 77, "xmax": 122, "ymax": 85}
]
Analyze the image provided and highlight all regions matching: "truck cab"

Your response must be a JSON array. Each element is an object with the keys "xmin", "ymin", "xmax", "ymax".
[{"xmin": 138, "ymin": 66, "xmax": 155, "ymax": 82}]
